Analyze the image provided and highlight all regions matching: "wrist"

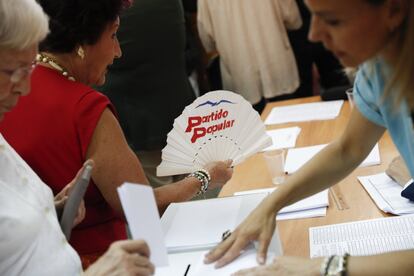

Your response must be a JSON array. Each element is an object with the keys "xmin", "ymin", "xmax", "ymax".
[
  {"xmin": 320, "ymin": 253, "xmax": 350, "ymax": 276},
  {"xmin": 187, "ymin": 169, "xmax": 211, "ymax": 195}
]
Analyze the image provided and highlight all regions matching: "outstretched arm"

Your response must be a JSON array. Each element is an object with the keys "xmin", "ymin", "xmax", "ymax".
[{"xmin": 205, "ymin": 108, "xmax": 385, "ymax": 267}]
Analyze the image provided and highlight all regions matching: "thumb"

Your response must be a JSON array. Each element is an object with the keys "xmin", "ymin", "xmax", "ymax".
[{"xmin": 118, "ymin": 240, "xmax": 151, "ymax": 257}]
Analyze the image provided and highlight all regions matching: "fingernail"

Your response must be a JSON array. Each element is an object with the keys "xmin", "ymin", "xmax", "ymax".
[{"xmin": 258, "ymin": 256, "xmax": 265, "ymax": 264}]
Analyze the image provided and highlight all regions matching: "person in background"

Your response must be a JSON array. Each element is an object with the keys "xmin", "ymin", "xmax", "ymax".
[
  {"xmin": 0, "ymin": 0, "xmax": 233, "ymax": 267},
  {"xmin": 205, "ymin": 0, "xmax": 414, "ymax": 275},
  {"xmin": 0, "ymin": 0, "xmax": 153, "ymax": 275},
  {"xmin": 197, "ymin": 0, "xmax": 302, "ymax": 113},
  {"xmin": 99, "ymin": 0, "xmax": 196, "ymax": 188}
]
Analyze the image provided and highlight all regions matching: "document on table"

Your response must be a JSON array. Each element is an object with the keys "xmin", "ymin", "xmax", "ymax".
[
  {"xmin": 309, "ymin": 214, "xmax": 414, "ymax": 258},
  {"xmin": 264, "ymin": 100, "xmax": 344, "ymax": 125},
  {"xmin": 161, "ymin": 193, "xmax": 270, "ymax": 253},
  {"xmin": 284, "ymin": 143, "xmax": 381, "ymax": 174},
  {"xmin": 262, "ymin": 127, "xmax": 301, "ymax": 151},
  {"xmin": 191, "ymin": 245, "xmax": 276, "ymax": 276},
  {"xmin": 118, "ymin": 183, "xmax": 168, "ymax": 266},
  {"xmin": 358, "ymin": 172, "xmax": 414, "ymax": 215},
  {"xmin": 234, "ymin": 188, "xmax": 329, "ymax": 220}
]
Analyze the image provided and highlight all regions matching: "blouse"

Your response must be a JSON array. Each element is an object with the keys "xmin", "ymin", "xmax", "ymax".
[{"xmin": 0, "ymin": 134, "xmax": 82, "ymax": 276}]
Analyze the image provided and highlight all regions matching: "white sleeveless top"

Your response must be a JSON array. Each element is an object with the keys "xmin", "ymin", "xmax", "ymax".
[{"xmin": 0, "ymin": 134, "xmax": 82, "ymax": 276}]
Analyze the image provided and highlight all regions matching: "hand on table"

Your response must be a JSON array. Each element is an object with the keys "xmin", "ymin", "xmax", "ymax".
[
  {"xmin": 204, "ymin": 198, "xmax": 276, "ymax": 268},
  {"xmin": 386, "ymin": 156, "xmax": 411, "ymax": 187}
]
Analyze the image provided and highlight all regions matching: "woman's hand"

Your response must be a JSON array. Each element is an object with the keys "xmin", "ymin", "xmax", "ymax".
[
  {"xmin": 54, "ymin": 186, "xmax": 86, "ymax": 227},
  {"xmin": 54, "ymin": 160, "xmax": 93, "ymax": 226},
  {"xmin": 233, "ymin": 256, "xmax": 322, "ymax": 276},
  {"xmin": 205, "ymin": 159, "xmax": 233, "ymax": 190},
  {"xmin": 204, "ymin": 198, "xmax": 277, "ymax": 268},
  {"xmin": 386, "ymin": 156, "xmax": 411, "ymax": 187},
  {"xmin": 84, "ymin": 240, "xmax": 155, "ymax": 276}
]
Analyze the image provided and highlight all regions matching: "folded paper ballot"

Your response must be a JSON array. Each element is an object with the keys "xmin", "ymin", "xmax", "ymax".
[
  {"xmin": 161, "ymin": 193, "xmax": 276, "ymax": 253},
  {"xmin": 262, "ymin": 127, "xmax": 301, "ymax": 151},
  {"xmin": 284, "ymin": 143, "xmax": 381, "ymax": 174},
  {"xmin": 358, "ymin": 172, "xmax": 414, "ymax": 215},
  {"xmin": 117, "ymin": 183, "xmax": 168, "ymax": 267}
]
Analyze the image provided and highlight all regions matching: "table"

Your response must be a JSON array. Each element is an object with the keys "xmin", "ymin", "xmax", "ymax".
[{"xmin": 219, "ymin": 96, "xmax": 398, "ymax": 257}]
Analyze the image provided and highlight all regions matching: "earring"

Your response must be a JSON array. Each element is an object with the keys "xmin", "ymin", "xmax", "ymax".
[{"xmin": 77, "ymin": 46, "xmax": 85, "ymax": 59}]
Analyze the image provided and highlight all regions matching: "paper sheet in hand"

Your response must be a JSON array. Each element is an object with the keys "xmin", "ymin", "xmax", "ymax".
[
  {"xmin": 117, "ymin": 183, "xmax": 168, "ymax": 266},
  {"xmin": 262, "ymin": 127, "xmax": 301, "ymax": 151},
  {"xmin": 192, "ymin": 245, "xmax": 276, "ymax": 276},
  {"xmin": 309, "ymin": 214, "xmax": 414, "ymax": 258},
  {"xmin": 284, "ymin": 143, "xmax": 381, "ymax": 174},
  {"xmin": 358, "ymin": 172, "xmax": 414, "ymax": 215},
  {"xmin": 264, "ymin": 100, "xmax": 344, "ymax": 125},
  {"xmin": 161, "ymin": 193, "xmax": 268, "ymax": 253}
]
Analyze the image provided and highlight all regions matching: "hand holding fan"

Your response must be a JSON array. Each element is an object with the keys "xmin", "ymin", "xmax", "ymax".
[{"xmin": 157, "ymin": 90, "xmax": 272, "ymax": 176}]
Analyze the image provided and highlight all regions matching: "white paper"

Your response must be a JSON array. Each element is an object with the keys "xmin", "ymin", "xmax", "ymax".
[
  {"xmin": 164, "ymin": 199, "xmax": 241, "ymax": 248},
  {"xmin": 192, "ymin": 245, "xmax": 275, "ymax": 276},
  {"xmin": 155, "ymin": 251, "xmax": 201, "ymax": 276},
  {"xmin": 262, "ymin": 127, "xmax": 301, "ymax": 151},
  {"xmin": 234, "ymin": 188, "xmax": 328, "ymax": 220},
  {"xmin": 284, "ymin": 143, "xmax": 381, "ymax": 174},
  {"xmin": 358, "ymin": 173, "xmax": 414, "ymax": 215},
  {"xmin": 117, "ymin": 183, "xmax": 168, "ymax": 266},
  {"xmin": 264, "ymin": 100, "xmax": 344, "ymax": 125},
  {"xmin": 309, "ymin": 214, "xmax": 414, "ymax": 258},
  {"xmin": 277, "ymin": 207, "xmax": 327, "ymax": 220},
  {"xmin": 161, "ymin": 193, "xmax": 268, "ymax": 253}
]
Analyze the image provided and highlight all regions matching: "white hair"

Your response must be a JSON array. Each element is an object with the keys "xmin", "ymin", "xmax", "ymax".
[{"xmin": 0, "ymin": 0, "xmax": 49, "ymax": 50}]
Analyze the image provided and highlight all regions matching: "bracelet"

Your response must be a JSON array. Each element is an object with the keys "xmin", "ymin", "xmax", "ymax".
[
  {"xmin": 187, "ymin": 170, "xmax": 210, "ymax": 195},
  {"xmin": 320, "ymin": 255, "xmax": 335, "ymax": 276},
  {"xmin": 197, "ymin": 168, "xmax": 211, "ymax": 182},
  {"xmin": 323, "ymin": 253, "xmax": 350, "ymax": 276}
]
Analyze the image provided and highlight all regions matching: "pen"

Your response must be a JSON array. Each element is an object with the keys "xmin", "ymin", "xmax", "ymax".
[{"xmin": 184, "ymin": 264, "xmax": 190, "ymax": 276}]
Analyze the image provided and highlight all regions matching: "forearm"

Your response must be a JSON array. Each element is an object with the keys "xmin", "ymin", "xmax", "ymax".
[
  {"xmin": 154, "ymin": 177, "xmax": 201, "ymax": 214},
  {"xmin": 266, "ymin": 139, "xmax": 367, "ymax": 214},
  {"xmin": 348, "ymin": 250, "xmax": 414, "ymax": 276}
]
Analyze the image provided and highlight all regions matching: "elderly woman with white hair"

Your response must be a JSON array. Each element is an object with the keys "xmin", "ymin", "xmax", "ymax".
[{"xmin": 0, "ymin": 0, "xmax": 154, "ymax": 275}]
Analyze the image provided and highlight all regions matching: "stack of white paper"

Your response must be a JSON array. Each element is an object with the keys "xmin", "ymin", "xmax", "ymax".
[
  {"xmin": 234, "ymin": 188, "xmax": 329, "ymax": 220},
  {"xmin": 161, "ymin": 193, "xmax": 271, "ymax": 253},
  {"xmin": 309, "ymin": 214, "xmax": 414, "ymax": 258},
  {"xmin": 262, "ymin": 127, "xmax": 302, "ymax": 151},
  {"xmin": 118, "ymin": 183, "xmax": 168, "ymax": 266},
  {"xmin": 264, "ymin": 100, "xmax": 344, "ymax": 125},
  {"xmin": 358, "ymin": 172, "xmax": 414, "ymax": 215},
  {"xmin": 284, "ymin": 143, "xmax": 381, "ymax": 174}
]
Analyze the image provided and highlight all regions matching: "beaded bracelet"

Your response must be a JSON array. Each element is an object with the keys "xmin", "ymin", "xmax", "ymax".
[{"xmin": 187, "ymin": 170, "xmax": 210, "ymax": 195}]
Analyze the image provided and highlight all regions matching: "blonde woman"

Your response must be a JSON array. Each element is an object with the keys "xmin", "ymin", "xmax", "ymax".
[{"xmin": 205, "ymin": 0, "xmax": 414, "ymax": 275}]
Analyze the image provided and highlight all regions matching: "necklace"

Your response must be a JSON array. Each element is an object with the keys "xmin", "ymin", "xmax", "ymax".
[{"xmin": 36, "ymin": 53, "xmax": 76, "ymax": 81}]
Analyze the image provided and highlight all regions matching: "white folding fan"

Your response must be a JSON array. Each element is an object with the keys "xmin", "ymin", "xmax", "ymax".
[{"xmin": 157, "ymin": 90, "xmax": 272, "ymax": 176}]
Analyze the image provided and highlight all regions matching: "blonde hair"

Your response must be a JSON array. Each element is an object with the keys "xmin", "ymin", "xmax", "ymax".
[
  {"xmin": 0, "ymin": 0, "xmax": 49, "ymax": 50},
  {"xmin": 388, "ymin": 1, "xmax": 414, "ymax": 108}
]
